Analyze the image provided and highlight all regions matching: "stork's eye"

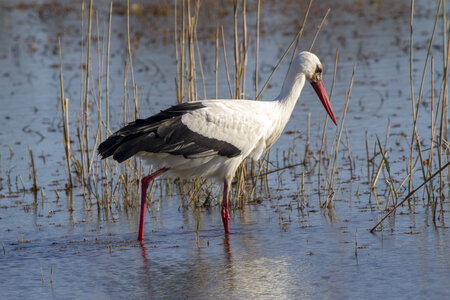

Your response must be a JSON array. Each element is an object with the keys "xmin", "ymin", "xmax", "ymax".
[{"xmin": 316, "ymin": 66, "xmax": 322, "ymax": 74}]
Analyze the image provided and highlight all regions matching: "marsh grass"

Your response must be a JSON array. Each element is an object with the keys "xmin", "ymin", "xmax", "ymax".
[
  {"xmin": 53, "ymin": 0, "xmax": 448, "ymax": 232},
  {"xmin": 370, "ymin": 0, "xmax": 449, "ymax": 230}
]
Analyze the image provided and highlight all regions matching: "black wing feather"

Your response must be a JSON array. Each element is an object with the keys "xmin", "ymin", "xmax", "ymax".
[{"xmin": 97, "ymin": 102, "xmax": 241, "ymax": 163}]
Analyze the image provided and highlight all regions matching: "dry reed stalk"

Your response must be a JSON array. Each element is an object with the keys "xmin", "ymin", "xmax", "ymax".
[
  {"xmin": 303, "ymin": 113, "xmax": 311, "ymax": 166},
  {"xmin": 83, "ymin": 0, "xmax": 93, "ymax": 183},
  {"xmin": 174, "ymin": 0, "xmax": 178, "ymax": 98},
  {"xmin": 241, "ymin": 0, "xmax": 248, "ymax": 98},
  {"xmin": 396, "ymin": 174, "xmax": 410, "ymax": 196},
  {"xmin": 371, "ymin": 141, "xmax": 398, "ymax": 202},
  {"xmin": 101, "ymin": 3, "xmax": 114, "ymax": 208},
  {"xmin": 187, "ymin": 0, "xmax": 194, "ymax": 101},
  {"xmin": 369, "ymin": 141, "xmax": 378, "ymax": 189},
  {"xmin": 256, "ymin": 27, "xmax": 303, "ymax": 100},
  {"xmin": 384, "ymin": 119, "xmax": 391, "ymax": 150},
  {"xmin": 120, "ymin": 47, "xmax": 132, "ymax": 205},
  {"xmin": 378, "ymin": 120, "xmax": 391, "ymax": 185},
  {"xmin": 308, "ymin": 8, "xmax": 330, "ymax": 52},
  {"xmin": 91, "ymin": 11, "xmax": 105, "ymax": 188},
  {"xmin": 408, "ymin": 0, "xmax": 441, "ymax": 201},
  {"xmin": 128, "ymin": 0, "xmax": 142, "ymax": 208},
  {"xmin": 133, "ymin": 85, "xmax": 139, "ymax": 119},
  {"xmin": 174, "ymin": 0, "xmax": 181, "ymax": 103},
  {"xmin": 122, "ymin": 60, "xmax": 129, "ymax": 124},
  {"xmin": 437, "ymin": 32, "xmax": 449, "ymax": 201},
  {"xmin": 106, "ymin": 1, "xmax": 112, "ymax": 133},
  {"xmin": 126, "ymin": 0, "xmax": 136, "ymax": 95},
  {"xmin": 441, "ymin": 0, "xmax": 448, "ymax": 171},
  {"xmin": 365, "ymin": 131, "xmax": 370, "ymax": 184},
  {"xmin": 233, "ymin": 0, "xmax": 240, "ymax": 98},
  {"xmin": 345, "ymin": 128, "xmax": 354, "ymax": 176},
  {"xmin": 254, "ymin": 0, "xmax": 260, "ymax": 98},
  {"xmin": 18, "ymin": 175, "xmax": 25, "ymax": 193},
  {"xmin": 221, "ymin": 26, "xmax": 233, "ymax": 98},
  {"xmin": 77, "ymin": 3, "xmax": 87, "ymax": 198},
  {"xmin": 256, "ymin": 0, "xmax": 313, "ymax": 100},
  {"xmin": 248, "ymin": 152, "xmax": 270, "ymax": 200},
  {"xmin": 180, "ymin": 0, "xmax": 186, "ymax": 103},
  {"xmin": 301, "ymin": 172, "xmax": 305, "ymax": 208},
  {"xmin": 194, "ymin": 28, "xmax": 207, "ymax": 100},
  {"xmin": 428, "ymin": 25, "xmax": 449, "ymax": 208},
  {"xmin": 79, "ymin": 1, "xmax": 85, "ymax": 123},
  {"xmin": 408, "ymin": 0, "xmax": 415, "ymax": 193},
  {"xmin": 96, "ymin": 12, "xmax": 104, "ymax": 130},
  {"xmin": 190, "ymin": 1, "xmax": 200, "ymax": 102},
  {"xmin": 428, "ymin": 57, "xmax": 435, "ymax": 202},
  {"xmin": 59, "ymin": 38, "xmax": 73, "ymax": 188},
  {"xmin": 324, "ymin": 64, "xmax": 356, "ymax": 208},
  {"xmin": 317, "ymin": 49, "xmax": 338, "ymax": 203},
  {"xmin": 76, "ymin": 136, "xmax": 88, "ymax": 201},
  {"xmin": 215, "ymin": 24, "xmax": 219, "ymax": 99},
  {"xmin": 29, "ymin": 148, "xmax": 38, "ymax": 193},
  {"xmin": 443, "ymin": 0, "xmax": 447, "ymax": 57},
  {"xmin": 287, "ymin": 0, "xmax": 313, "ymax": 69},
  {"xmin": 263, "ymin": 150, "xmax": 271, "ymax": 198}
]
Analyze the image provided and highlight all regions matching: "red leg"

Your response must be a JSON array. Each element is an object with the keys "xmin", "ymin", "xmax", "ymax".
[
  {"xmin": 221, "ymin": 180, "xmax": 230, "ymax": 234},
  {"xmin": 138, "ymin": 168, "xmax": 168, "ymax": 241}
]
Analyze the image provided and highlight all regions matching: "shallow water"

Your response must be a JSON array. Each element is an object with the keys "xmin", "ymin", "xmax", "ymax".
[{"xmin": 1, "ymin": 0, "xmax": 449, "ymax": 299}]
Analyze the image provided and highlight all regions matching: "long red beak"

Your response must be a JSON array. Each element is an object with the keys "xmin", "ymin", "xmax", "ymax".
[{"xmin": 311, "ymin": 80, "xmax": 337, "ymax": 125}]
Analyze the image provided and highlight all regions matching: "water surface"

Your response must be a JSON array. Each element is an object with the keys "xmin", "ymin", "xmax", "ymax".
[{"xmin": 1, "ymin": 0, "xmax": 449, "ymax": 299}]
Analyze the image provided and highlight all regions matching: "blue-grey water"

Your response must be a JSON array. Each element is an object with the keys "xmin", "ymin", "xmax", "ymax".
[{"xmin": 1, "ymin": 0, "xmax": 449, "ymax": 299}]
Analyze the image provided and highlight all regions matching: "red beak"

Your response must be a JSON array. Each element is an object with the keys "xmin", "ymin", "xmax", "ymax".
[{"xmin": 311, "ymin": 80, "xmax": 337, "ymax": 125}]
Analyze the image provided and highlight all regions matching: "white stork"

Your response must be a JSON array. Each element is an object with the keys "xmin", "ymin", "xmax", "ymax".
[{"xmin": 98, "ymin": 51, "xmax": 337, "ymax": 241}]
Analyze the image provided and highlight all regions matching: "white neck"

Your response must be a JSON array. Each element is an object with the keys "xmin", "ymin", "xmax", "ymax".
[
  {"xmin": 275, "ymin": 67, "xmax": 306, "ymax": 113},
  {"xmin": 261, "ymin": 67, "xmax": 307, "ymax": 148}
]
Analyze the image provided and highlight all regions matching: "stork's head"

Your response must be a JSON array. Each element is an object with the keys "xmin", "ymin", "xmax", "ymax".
[{"xmin": 295, "ymin": 51, "xmax": 337, "ymax": 125}]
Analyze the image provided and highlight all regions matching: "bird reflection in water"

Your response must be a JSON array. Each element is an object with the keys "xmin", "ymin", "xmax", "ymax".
[{"xmin": 223, "ymin": 234, "xmax": 232, "ymax": 263}]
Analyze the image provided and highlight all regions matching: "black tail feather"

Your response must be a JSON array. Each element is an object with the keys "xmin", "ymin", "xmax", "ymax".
[{"xmin": 98, "ymin": 135, "xmax": 125, "ymax": 159}]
